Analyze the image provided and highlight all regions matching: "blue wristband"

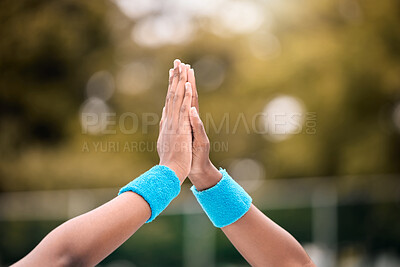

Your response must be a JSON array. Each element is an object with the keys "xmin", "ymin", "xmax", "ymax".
[
  {"xmin": 119, "ymin": 165, "xmax": 180, "ymax": 223},
  {"xmin": 191, "ymin": 169, "xmax": 252, "ymax": 228}
]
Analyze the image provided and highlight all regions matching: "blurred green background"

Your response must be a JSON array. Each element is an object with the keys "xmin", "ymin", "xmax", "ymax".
[{"xmin": 0, "ymin": 0, "xmax": 399, "ymax": 266}]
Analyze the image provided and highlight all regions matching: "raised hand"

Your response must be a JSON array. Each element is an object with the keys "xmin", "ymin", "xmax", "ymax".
[
  {"xmin": 185, "ymin": 66, "xmax": 222, "ymax": 190},
  {"xmin": 157, "ymin": 59, "xmax": 193, "ymax": 183}
]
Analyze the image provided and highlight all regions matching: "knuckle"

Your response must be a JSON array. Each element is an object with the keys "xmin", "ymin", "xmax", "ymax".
[
  {"xmin": 180, "ymin": 105, "xmax": 187, "ymax": 113},
  {"xmin": 173, "ymin": 94, "xmax": 181, "ymax": 102}
]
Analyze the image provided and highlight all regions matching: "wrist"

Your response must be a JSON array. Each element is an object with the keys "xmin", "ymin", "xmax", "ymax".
[
  {"xmin": 190, "ymin": 169, "xmax": 252, "ymax": 228},
  {"xmin": 159, "ymin": 161, "xmax": 186, "ymax": 184},
  {"xmin": 118, "ymin": 165, "xmax": 181, "ymax": 223},
  {"xmin": 189, "ymin": 160, "xmax": 222, "ymax": 191}
]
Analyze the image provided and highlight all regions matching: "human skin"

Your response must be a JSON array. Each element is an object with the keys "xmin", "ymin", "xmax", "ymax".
[
  {"xmin": 12, "ymin": 59, "xmax": 193, "ymax": 267},
  {"xmin": 158, "ymin": 60, "xmax": 193, "ymax": 182},
  {"xmin": 13, "ymin": 193, "xmax": 151, "ymax": 267},
  {"xmin": 185, "ymin": 68, "xmax": 315, "ymax": 267},
  {"xmin": 12, "ymin": 60, "xmax": 314, "ymax": 267}
]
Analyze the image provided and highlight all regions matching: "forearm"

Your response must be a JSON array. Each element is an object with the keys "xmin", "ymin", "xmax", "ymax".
[
  {"xmin": 222, "ymin": 205, "xmax": 314, "ymax": 267},
  {"xmin": 14, "ymin": 192, "xmax": 150, "ymax": 267},
  {"xmin": 190, "ymin": 164, "xmax": 313, "ymax": 267}
]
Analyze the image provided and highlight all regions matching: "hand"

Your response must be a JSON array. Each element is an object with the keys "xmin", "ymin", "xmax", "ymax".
[
  {"xmin": 186, "ymin": 67, "xmax": 222, "ymax": 190},
  {"xmin": 157, "ymin": 59, "xmax": 193, "ymax": 183}
]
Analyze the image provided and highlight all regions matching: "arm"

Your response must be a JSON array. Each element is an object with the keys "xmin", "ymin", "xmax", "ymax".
[
  {"xmin": 186, "ymin": 68, "xmax": 315, "ymax": 267},
  {"xmin": 222, "ymin": 205, "xmax": 315, "ymax": 267},
  {"xmin": 14, "ymin": 193, "xmax": 150, "ymax": 267},
  {"xmin": 14, "ymin": 59, "xmax": 193, "ymax": 267}
]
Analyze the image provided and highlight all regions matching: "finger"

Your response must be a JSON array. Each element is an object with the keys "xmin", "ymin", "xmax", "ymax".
[
  {"xmin": 168, "ymin": 60, "xmax": 180, "ymax": 107},
  {"xmin": 179, "ymin": 82, "xmax": 193, "ymax": 126},
  {"xmin": 167, "ymin": 59, "xmax": 181, "ymax": 124},
  {"xmin": 166, "ymin": 68, "xmax": 174, "ymax": 100},
  {"xmin": 172, "ymin": 62, "xmax": 188, "ymax": 125},
  {"xmin": 189, "ymin": 106, "xmax": 208, "ymax": 143},
  {"xmin": 185, "ymin": 64, "xmax": 190, "ymax": 75},
  {"xmin": 167, "ymin": 68, "xmax": 174, "ymax": 96},
  {"xmin": 159, "ymin": 107, "xmax": 166, "ymax": 132},
  {"xmin": 188, "ymin": 68, "xmax": 199, "ymax": 112},
  {"xmin": 164, "ymin": 69, "xmax": 174, "ymax": 116}
]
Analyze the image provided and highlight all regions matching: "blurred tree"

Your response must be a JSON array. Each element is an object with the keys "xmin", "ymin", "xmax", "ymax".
[
  {"xmin": 0, "ymin": 0, "xmax": 399, "ymax": 265},
  {"xmin": 0, "ymin": 0, "xmax": 112, "ymax": 155}
]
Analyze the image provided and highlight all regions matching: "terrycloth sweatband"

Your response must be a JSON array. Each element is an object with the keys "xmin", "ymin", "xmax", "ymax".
[
  {"xmin": 119, "ymin": 165, "xmax": 180, "ymax": 223},
  {"xmin": 191, "ymin": 169, "xmax": 252, "ymax": 228}
]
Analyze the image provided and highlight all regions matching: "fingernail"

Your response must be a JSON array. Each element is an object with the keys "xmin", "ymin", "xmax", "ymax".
[
  {"xmin": 174, "ymin": 59, "xmax": 180, "ymax": 68},
  {"xmin": 185, "ymin": 82, "xmax": 191, "ymax": 90},
  {"xmin": 169, "ymin": 69, "xmax": 173, "ymax": 78},
  {"xmin": 179, "ymin": 63, "xmax": 182, "ymax": 73},
  {"xmin": 186, "ymin": 64, "xmax": 190, "ymax": 68},
  {"xmin": 190, "ymin": 107, "xmax": 197, "ymax": 115}
]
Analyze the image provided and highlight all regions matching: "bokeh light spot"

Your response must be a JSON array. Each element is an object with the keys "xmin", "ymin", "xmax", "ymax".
[
  {"xmin": 393, "ymin": 102, "xmax": 400, "ymax": 133},
  {"xmin": 116, "ymin": 61, "xmax": 154, "ymax": 95},
  {"xmin": 86, "ymin": 71, "xmax": 115, "ymax": 101},
  {"xmin": 229, "ymin": 158, "xmax": 265, "ymax": 192},
  {"xmin": 248, "ymin": 31, "xmax": 281, "ymax": 60},
  {"xmin": 193, "ymin": 57, "xmax": 225, "ymax": 91},
  {"xmin": 214, "ymin": 0, "xmax": 264, "ymax": 35},
  {"xmin": 260, "ymin": 95, "xmax": 305, "ymax": 142},
  {"xmin": 132, "ymin": 15, "xmax": 194, "ymax": 48},
  {"xmin": 113, "ymin": 0, "xmax": 158, "ymax": 20},
  {"xmin": 80, "ymin": 97, "xmax": 112, "ymax": 135}
]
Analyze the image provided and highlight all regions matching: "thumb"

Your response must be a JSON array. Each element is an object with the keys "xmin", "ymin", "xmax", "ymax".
[{"xmin": 189, "ymin": 107, "xmax": 208, "ymax": 143}]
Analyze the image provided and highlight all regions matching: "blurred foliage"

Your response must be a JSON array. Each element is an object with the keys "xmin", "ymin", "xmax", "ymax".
[
  {"xmin": 0, "ymin": 0, "xmax": 399, "ymax": 192},
  {"xmin": 0, "ymin": 0, "xmax": 112, "ymax": 153},
  {"xmin": 0, "ymin": 0, "xmax": 400, "ymax": 266}
]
